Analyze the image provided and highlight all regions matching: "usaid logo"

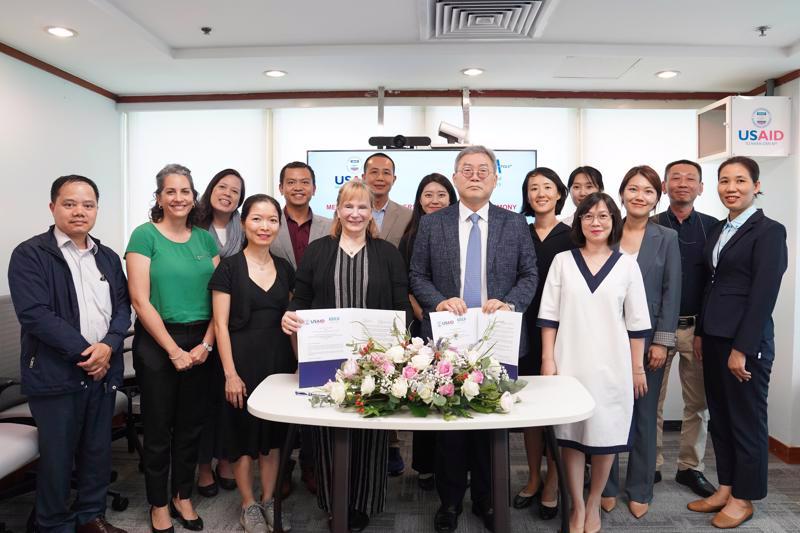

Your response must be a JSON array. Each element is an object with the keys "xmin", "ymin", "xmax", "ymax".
[
  {"xmin": 307, "ymin": 319, "xmax": 325, "ymax": 325},
  {"xmin": 347, "ymin": 157, "xmax": 362, "ymax": 174},
  {"xmin": 752, "ymin": 108, "xmax": 771, "ymax": 128},
  {"xmin": 436, "ymin": 320, "xmax": 455, "ymax": 327}
]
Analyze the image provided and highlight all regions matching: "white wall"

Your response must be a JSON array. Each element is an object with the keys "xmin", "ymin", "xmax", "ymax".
[
  {"xmin": 0, "ymin": 54, "xmax": 122, "ymax": 295},
  {"xmin": 126, "ymin": 109, "xmax": 268, "ymax": 238},
  {"xmin": 756, "ymin": 78, "xmax": 800, "ymax": 446}
]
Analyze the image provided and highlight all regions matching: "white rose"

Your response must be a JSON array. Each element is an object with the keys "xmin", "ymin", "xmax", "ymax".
[
  {"xmin": 443, "ymin": 349, "xmax": 458, "ymax": 362},
  {"xmin": 499, "ymin": 391, "xmax": 515, "ymax": 413},
  {"xmin": 329, "ymin": 381, "xmax": 347, "ymax": 405},
  {"xmin": 390, "ymin": 378, "xmax": 409, "ymax": 399},
  {"xmin": 410, "ymin": 337, "xmax": 425, "ymax": 349},
  {"xmin": 410, "ymin": 353, "xmax": 433, "ymax": 371},
  {"xmin": 486, "ymin": 359, "xmax": 502, "ymax": 379},
  {"xmin": 360, "ymin": 375, "xmax": 376, "ymax": 395},
  {"xmin": 466, "ymin": 349, "xmax": 481, "ymax": 365},
  {"xmin": 386, "ymin": 345, "xmax": 407, "ymax": 364},
  {"xmin": 417, "ymin": 383, "xmax": 434, "ymax": 403},
  {"xmin": 342, "ymin": 358, "xmax": 359, "ymax": 378},
  {"xmin": 461, "ymin": 379, "xmax": 480, "ymax": 401}
]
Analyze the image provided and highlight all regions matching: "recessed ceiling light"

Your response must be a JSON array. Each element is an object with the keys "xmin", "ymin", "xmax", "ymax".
[
  {"xmin": 263, "ymin": 70, "xmax": 287, "ymax": 78},
  {"xmin": 655, "ymin": 70, "xmax": 680, "ymax": 79},
  {"xmin": 461, "ymin": 68, "xmax": 484, "ymax": 77},
  {"xmin": 45, "ymin": 26, "xmax": 78, "ymax": 38}
]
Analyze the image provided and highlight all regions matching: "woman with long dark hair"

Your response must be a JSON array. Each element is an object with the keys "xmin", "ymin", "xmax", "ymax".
[
  {"xmin": 398, "ymin": 172, "xmax": 457, "ymax": 490},
  {"xmin": 195, "ymin": 168, "xmax": 246, "ymax": 496}
]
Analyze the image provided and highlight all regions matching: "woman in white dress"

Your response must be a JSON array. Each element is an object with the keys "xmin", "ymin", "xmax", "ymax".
[{"xmin": 538, "ymin": 192, "xmax": 651, "ymax": 533}]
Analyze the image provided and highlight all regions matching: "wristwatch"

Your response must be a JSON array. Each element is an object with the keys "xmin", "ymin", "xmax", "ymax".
[{"xmin": 202, "ymin": 341, "xmax": 213, "ymax": 353}]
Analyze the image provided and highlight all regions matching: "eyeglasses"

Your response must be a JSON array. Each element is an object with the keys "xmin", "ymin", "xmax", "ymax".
[
  {"xmin": 579, "ymin": 213, "xmax": 611, "ymax": 223},
  {"xmin": 458, "ymin": 166, "xmax": 492, "ymax": 178}
]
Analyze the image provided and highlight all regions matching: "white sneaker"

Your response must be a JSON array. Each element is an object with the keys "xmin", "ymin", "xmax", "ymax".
[
  {"xmin": 240, "ymin": 503, "xmax": 269, "ymax": 533},
  {"xmin": 262, "ymin": 498, "xmax": 292, "ymax": 532}
]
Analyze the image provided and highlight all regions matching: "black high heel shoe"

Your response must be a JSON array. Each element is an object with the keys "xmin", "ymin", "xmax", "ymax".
[
  {"xmin": 169, "ymin": 500, "xmax": 204, "ymax": 531},
  {"xmin": 150, "ymin": 506, "xmax": 175, "ymax": 533}
]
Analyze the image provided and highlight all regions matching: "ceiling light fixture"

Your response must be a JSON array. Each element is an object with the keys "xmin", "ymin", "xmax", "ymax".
[
  {"xmin": 461, "ymin": 68, "xmax": 484, "ymax": 77},
  {"xmin": 263, "ymin": 70, "xmax": 287, "ymax": 78},
  {"xmin": 655, "ymin": 70, "xmax": 680, "ymax": 79},
  {"xmin": 45, "ymin": 26, "xmax": 78, "ymax": 38}
]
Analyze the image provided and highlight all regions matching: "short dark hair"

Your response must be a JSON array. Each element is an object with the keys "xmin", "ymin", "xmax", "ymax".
[
  {"xmin": 240, "ymin": 194, "xmax": 283, "ymax": 249},
  {"xmin": 363, "ymin": 152, "xmax": 396, "ymax": 174},
  {"xmin": 196, "ymin": 168, "xmax": 246, "ymax": 228},
  {"xmin": 279, "ymin": 161, "xmax": 316, "ymax": 186},
  {"xmin": 50, "ymin": 175, "xmax": 99, "ymax": 203},
  {"xmin": 520, "ymin": 167, "xmax": 568, "ymax": 217},
  {"xmin": 718, "ymin": 156, "xmax": 760, "ymax": 183},
  {"xmin": 568, "ymin": 166, "xmax": 604, "ymax": 191},
  {"xmin": 664, "ymin": 159, "xmax": 703, "ymax": 182},
  {"xmin": 571, "ymin": 192, "xmax": 623, "ymax": 247},
  {"xmin": 619, "ymin": 165, "xmax": 662, "ymax": 205}
]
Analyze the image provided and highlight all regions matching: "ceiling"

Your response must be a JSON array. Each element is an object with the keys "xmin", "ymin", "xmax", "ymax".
[{"xmin": 1, "ymin": 0, "xmax": 799, "ymax": 97}]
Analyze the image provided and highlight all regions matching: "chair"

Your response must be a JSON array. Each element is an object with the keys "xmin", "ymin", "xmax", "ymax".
[{"xmin": 0, "ymin": 295, "xmax": 130, "ymax": 519}]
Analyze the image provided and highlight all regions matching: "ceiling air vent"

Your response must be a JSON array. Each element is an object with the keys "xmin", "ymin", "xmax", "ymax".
[{"xmin": 423, "ymin": 0, "xmax": 543, "ymax": 41}]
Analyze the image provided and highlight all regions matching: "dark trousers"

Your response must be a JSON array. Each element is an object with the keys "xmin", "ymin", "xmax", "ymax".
[
  {"xmin": 702, "ymin": 335, "xmax": 772, "ymax": 500},
  {"xmin": 28, "ymin": 379, "xmax": 115, "ymax": 533},
  {"xmin": 197, "ymin": 356, "xmax": 224, "ymax": 465},
  {"xmin": 412, "ymin": 431, "xmax": 436, "ymax": 475},
  {"xmin": 604, "ymin": 339, "xmax": 665, "ymax": 503},
  {"xmin": 133, "ymin": 321, "xmax": 212, "ymax": 507},
  {"xmin": 435, "ymin": 430, "xmax": 491, "ymax": 508}
]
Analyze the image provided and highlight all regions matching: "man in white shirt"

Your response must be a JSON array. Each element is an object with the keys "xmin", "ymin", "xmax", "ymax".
[{"xmin": 8, "ymin": 176, "xmax": 131, "ymax": 533}]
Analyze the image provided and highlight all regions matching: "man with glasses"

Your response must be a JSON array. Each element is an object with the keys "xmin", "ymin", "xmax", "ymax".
[
  {"xmin": 652, "ymin": 159, "xmax": 719, "ymax": 497},
  {"xmin": 362, "ymin": 152, "xmax": 412, "ymax": 248},
  {"xmin": 410, "ymin": 146, "xmax": 537, "ymax": 532}
]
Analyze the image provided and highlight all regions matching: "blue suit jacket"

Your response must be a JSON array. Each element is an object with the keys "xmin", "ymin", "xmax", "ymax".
[
  {"xmin": 696, "ymin": 209, "xmax": 787, "ymax": 358},
  {"xmin": 409, "ymin": 202, "xmax": 538, "ymax": 356}
]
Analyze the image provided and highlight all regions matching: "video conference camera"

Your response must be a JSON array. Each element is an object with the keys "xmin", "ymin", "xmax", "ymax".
[{"xmin": 368, "ymin": 135, "xmax": 432, "ymax": 149}]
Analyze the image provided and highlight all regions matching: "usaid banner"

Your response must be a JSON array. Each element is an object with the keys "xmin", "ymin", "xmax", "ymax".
[
  {"xmin": 731, "ymin": 96, "xmax": 791, "ymax": 157},
  {"xmin": 306, "ymin": 148, "xmax": 537, "ymax": 215}
]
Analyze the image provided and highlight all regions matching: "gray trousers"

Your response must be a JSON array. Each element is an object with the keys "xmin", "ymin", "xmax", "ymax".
[{"xmin": 603, "ymin": 353, "xmax": 666, "ymax": 504}]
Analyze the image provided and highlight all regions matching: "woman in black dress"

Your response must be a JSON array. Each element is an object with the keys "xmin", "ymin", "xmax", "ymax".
[
  {"xmin": 281, "ymin": 180, "xmax": 411, "ymax": 532},
  {"xmin": 398, "ymin": 173, "xmax": 457, "ymax": 490},
  {"xmin": 210, "ymin": 194, "xmax": 297, "ymax": 533},
  {"xmin": 514, "ymin": 167, "xmax": 575, "ymax": 519}
]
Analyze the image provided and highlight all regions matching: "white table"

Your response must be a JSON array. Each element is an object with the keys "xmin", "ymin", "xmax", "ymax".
[{"xmin": 249, "ymin": 373, "xmax": 595, "ymax": 533}]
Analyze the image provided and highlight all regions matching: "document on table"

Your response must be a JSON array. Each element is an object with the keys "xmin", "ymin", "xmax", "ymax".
[
  {"xmin": 296, "ymin": 308, "xmax": 405, "ymax": 387},
  {"xmin": 429, "ymin": 308, "xmax": 522, "ymax": 378}
]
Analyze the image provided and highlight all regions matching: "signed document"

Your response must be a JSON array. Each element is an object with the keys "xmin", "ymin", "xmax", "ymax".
[
  {"xmin": 296, "ymin": 308, "xmax": 405, "ymax": 387},
  {"xmin": 429, "ymin": 308, "xmax": 522, "ymax": 378}
]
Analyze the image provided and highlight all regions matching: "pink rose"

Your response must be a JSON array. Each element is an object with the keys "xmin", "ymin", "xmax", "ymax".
[
  {"xmin": 469, "ymin": 370, "xmax": 484, "ymax": 384},
  {"xmin": 437, "ymin": 360, "xmax": 453, "ymax": 377},
  {"xmin": 371, "ymin": 353, "xmax": 385, "ymax": 365},
  {"xmin": 438, "ymin": 382, "xmax": 455, "ymax": 397},
  {"xmin": 382, "ymin": 361, "xmax": 395, "ymax": 375},
  {"xmin": 402, "ymin": 365, "xmax": 418, "ymax": 379}
]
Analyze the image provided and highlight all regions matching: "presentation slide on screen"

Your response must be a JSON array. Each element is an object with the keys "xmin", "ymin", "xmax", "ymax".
[{"xmin": 305, "ymin": 148, "xmax": 537, "ymax": 216}]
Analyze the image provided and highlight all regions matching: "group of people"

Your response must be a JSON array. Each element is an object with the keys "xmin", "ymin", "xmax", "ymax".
[{"xmin": 7, "ymin": 145, "xmax": 786, "ymax": 533}]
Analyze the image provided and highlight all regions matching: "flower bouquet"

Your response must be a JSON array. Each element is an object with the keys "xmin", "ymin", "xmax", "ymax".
[{"xmin": 310, "ymin": 320, "xmax": 526, "ymax": 420}]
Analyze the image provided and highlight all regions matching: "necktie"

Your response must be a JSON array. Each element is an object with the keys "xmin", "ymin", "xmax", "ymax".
[
  {"xmin": 713, "ymin": 221, "xmax": 735, "ymax": 268},
  {"xmin": 463, "ymin": 213, "xmax": 482, "ymax": 308}
]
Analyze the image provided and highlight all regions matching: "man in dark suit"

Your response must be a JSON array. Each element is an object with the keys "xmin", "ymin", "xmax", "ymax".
[
  {"xmin": 362, "ymin": 152, "xmax": 412, "ymax": 248},
  {"xmin": 409, "ymin": 146, "xmax": 538, "ymax": 532},
  {"xmin": 8, "ymin": 175, "xmax": 131, "ymax": 533}
]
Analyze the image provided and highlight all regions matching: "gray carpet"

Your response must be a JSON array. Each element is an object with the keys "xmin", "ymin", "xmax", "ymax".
[{"xmin": 1, "ymin": 430, "xmax": 799, "ymax": 532}]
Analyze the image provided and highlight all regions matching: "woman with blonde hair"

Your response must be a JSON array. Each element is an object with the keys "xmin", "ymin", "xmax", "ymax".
[{"xmin": 282, "ymin": 180, "xmax": 411, "ymax": 531}]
